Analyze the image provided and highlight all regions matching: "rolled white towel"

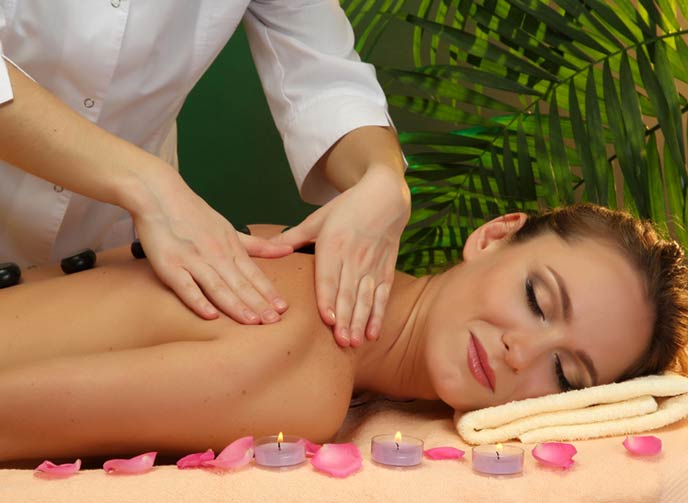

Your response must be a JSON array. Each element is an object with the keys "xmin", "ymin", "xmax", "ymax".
[{"xmin": 456, "ymin": 373, "xmax": 688, "ymax": 444}]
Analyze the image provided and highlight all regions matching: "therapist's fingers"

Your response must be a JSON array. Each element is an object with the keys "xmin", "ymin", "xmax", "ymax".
[
  {"xmin": 240, "ymin": 233, "xmax": 294, "ymax": 258},
  {"xmin": 283, "ymin": 207, "xmax": 340, "ymax": 329},
  {"xmin": 327, "ymin": 237, "xmax": 398, "ymax": 346},
  {"xmin": 333, "ymin": 263, "xmax": 358, "ymax": 347},
  {"xmin": 366, "ymin": 281, "xmax": 391, "ymax": 341},
  {"xmin": 195, "ymin": 233, "xmax": 287, "ymax": 323},
  {"xmin": 362, "ymin": 247, "xmax": 396, "ymax": 341},
  {"xmin": 155, "ymin": 264, "xmax": 221, "ymax": 320},
  {"xmin": 313, "ymin": 241, "xmax": 342, "ymax": 338},
  {"xmin": 211, "ymin": 265, "xmax": 280, "ymax": 324},
  {"xmin": 348, "ymin": 274, "xmax": 376, "ymax": 348},
  {"xmin": 129, "ymin": 169, "xmax": 294, "ymax": 324},
  {"xmin": 332, "ymin": 246, "xmax": 379, "ymax": 347},
  {"xmin": 233, "ymin": 233, "xmax": 292, "ymax": 315},
  {"xmin": 233, "ymin": 254, "xmax": 288, "ymax": 314},
  {"xmin": 181, "ymin": 257, "xmax": 266, "ymax": 324},
  {"xmin": 147, "ymin": 231, "xmax": 290, "ymax": 323},
  {"xmin": 270, "ymin": 214, "xmax": 320, "ymax": 250}
]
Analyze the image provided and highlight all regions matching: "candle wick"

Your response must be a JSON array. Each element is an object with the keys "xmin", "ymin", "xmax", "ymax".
[
  {"xmin": 278, "ymin": 442, "xmax": 281, "ymax": 451},
  {"xmin": 395, "ymin": 442, "xmax": 399, "ymax": 450},
  {"xmin": 496, "ymin": 451, "xmax": 500, "ymax": 460}
]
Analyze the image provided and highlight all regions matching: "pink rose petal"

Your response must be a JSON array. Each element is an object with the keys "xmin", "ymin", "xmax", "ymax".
[
  {"xmin": 202, "ymin": 436, "xmax": 254, "ymax": 470},
  {"xmin": 623, "ymin": 435, "xmax": 662, "ymax": 456},
  {"xmin": 298, "ymin": 439, "xmax": 322, "ymax": 457},
  {"xmin": 532, "ymin": 442, "xmax": 577, "ymax": 469},
  {"xmin": 311, "ymin": 443, "xmax": 362, "ymax": 478},
  {"xmin": 176, "ymin": 449, "xmax": 215, "ymax": 469},
  {"xmin": 424, "ymin": 447, "xmax": 465, "ymax": 460},
  {"xmin": 35, "ymin": 459, "xmax": 82, "ymax": 477},
  {"xmin": 103, "ymin": 452, "xmax": 157, "ymax": 475}
]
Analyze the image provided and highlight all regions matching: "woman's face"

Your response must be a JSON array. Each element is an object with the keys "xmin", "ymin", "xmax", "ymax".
[{"xmin": 424, "ymin": 229, "xmax": 654, "ymax": 412}]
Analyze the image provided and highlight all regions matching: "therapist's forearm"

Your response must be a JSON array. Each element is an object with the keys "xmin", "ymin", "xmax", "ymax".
[
  {"xmin": 0, "ymin": 62, "xmax": 177, "ymax": 217},
  {"xmin": 315, "ymin": 126, "xmax": 406, "ymax": 192}
]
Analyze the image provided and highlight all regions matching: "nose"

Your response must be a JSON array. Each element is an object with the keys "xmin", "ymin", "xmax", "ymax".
[{"xmin": 501, "ymin": 326, "xmax": 559, "ymax": 372}]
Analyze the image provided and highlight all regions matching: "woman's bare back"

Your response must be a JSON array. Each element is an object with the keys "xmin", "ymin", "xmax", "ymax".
[{"xmin": 0, "ymin": 244, "xmax": 355, "ymax": 462}]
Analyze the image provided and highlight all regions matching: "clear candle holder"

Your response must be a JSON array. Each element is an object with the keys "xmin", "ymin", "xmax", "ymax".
[
  {"xmin": 371, "ymin": 433, "xmax": 424, "ymax": 467},
  {"xmin": 253, "ymin": 434, "xmax": 306, "ymax": 468},
  {"xmin": 471, "ymin": 444, "xmax": 524, "ymax": 476}
]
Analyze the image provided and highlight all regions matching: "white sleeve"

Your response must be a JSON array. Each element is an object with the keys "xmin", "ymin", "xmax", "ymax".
[
  {"xmin": 0, "ymin": 7, "xmax": 13, "ymax": 104},
  {"xmin": 244, "ymin": 0, "xmax": 395, "ymax": 205}
]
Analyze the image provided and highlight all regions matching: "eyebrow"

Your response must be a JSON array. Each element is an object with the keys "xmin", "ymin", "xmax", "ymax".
[{"xmin": 546, "ymin": 266, "xmax": 599, "ymax": 387}]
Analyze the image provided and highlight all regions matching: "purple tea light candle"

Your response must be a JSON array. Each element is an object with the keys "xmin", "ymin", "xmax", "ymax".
[
  {"xmin": 472, "ymin": 443, "xmax": 524, "ymax": 476},
  {"xmin": 254, "ymin": 433, "xmax": 306, "ymax": 468},
  {"xmin": 371, "ymin": 432, "xmax": 424, "ymax": 467}
]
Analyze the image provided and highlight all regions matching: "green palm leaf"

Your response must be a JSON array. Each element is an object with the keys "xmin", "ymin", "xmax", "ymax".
[{"xmin": 342, "ymin": 0, "xmax": 688, "ymax": 274}]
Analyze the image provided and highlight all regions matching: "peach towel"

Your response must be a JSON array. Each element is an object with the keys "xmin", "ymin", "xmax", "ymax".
[{"xmin": 1, "ymin": 399, "xmax": 687, "ymax": 502}]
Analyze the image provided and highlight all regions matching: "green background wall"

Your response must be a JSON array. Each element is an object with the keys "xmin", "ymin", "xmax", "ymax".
[
  {"xmin": 177, "ymin": 26, "xmax": 317, "ymax": 228},
  {"xmin": 177, "ymin": 18, "xmax": 416, "ymax": 228}
]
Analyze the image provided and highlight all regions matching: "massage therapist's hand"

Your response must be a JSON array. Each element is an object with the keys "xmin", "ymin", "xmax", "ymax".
[
  {"xmin": 274, "ymin": 165, "xmax": 411, "ymax": 347},
  {"xmin": 129, "ymin": 169, "xmax": 293, "ymax": 324},
  {"xmin": 0, "ymin": 63, "xmax": 291, "ymax": 323}
]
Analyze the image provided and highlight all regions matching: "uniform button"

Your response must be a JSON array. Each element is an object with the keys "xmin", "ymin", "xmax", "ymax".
[
  {"xmin": 53, "ymin": 185, "xmax": 64, "ymax": 193},
  {"xmin": 83, "ymin": 98, "xmax": 95, "ymax": 108},
  {"xmin": 111, "ymin": 0, "xmax": 121, "ymax": 7}
]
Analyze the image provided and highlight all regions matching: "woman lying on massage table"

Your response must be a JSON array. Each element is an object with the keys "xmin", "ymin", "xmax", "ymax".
[{"xmin": 1, "ymin": 204, "xmax": 687, "ymax": 463}]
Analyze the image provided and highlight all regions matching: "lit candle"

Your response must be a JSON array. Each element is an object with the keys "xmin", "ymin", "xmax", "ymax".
[
  {"xmin": 371, "ymin": 431, "xmax": 424, "ymax": 467},
  {"xmin": 472, "ymin": 443, "xmax": 524, "ymax": 476},
  {"xmin": 253, "ymin": 432, "xmax": 306, "ymax": 468}
]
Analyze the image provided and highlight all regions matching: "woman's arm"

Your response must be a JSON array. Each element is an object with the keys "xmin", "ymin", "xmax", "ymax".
[
  {"xmin": 0, "ymin": 252, "xmax": 354, "ymax": 462},
  {"xmin": 244, "ymin": 1, "xmax": 410, "ymax": 348},
  {"xmin": 0, "ymin": 64, "xmax": 291, "ymax": 324}
]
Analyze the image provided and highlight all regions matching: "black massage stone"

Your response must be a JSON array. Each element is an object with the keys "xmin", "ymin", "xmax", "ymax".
[
  {"xmin": 60, "ymin": 249, "xmax": 97, "ymax": 274},
  {"xmin": 0, "ymin": 262, "xmax": 21, "ymax": 288},
  {"xmin": 130, "ymin": 239, "xmax": 146, "ymax": 259},
  {"xmin": 295, "ymin": 242, "xmax": 315, "ymax": 255}
]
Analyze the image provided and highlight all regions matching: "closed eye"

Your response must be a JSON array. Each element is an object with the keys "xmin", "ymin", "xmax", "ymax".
[
  {"xmin": 525, "ymin": 278, "xmax": 545, "ymax": 321},
  {"xmin": 554, "ymin": 353, "xmax": 575, "ymax": 392}
]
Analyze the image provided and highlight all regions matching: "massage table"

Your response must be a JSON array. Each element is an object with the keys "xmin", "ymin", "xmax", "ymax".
[{"xmin": 1, "ymin": 399, "xmax": 686, "ymax": 502}]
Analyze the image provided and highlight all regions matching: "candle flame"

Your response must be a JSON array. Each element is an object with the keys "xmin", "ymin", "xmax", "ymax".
[
  {"xmin": 496, "ymin": 443, "xmax": 503, "ymax": 452},
  {"xmin": 394, "ymin": 431, "xmax": 402, "ymax": 443},
  {"xmin": 277, "ymin": 432, "xmax": 284, "ymax": 443}
]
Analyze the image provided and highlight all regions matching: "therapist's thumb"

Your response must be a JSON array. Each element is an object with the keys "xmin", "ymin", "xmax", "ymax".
[
  {"xmin": 239, "ymin": 234, "xmax": 293, "ymax": 258},
  {"xmin": 270, "ymin": 214, "xmax": 321, "ymax": 249}
]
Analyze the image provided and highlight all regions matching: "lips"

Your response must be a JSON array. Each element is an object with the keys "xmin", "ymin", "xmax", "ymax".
[{"xmin": 467, "ymin": 333, "xmax": 496, "ymax": 392}]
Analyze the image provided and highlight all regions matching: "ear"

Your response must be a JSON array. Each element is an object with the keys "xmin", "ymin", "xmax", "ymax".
[{"xmin": 462, "ymin": 213, "xmax": 528, "ymax": 262}]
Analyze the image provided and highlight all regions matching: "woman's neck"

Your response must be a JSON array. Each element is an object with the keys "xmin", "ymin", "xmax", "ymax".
[{"xmin": 353, "ymin": 271, "xmax": 443, "ymax": 400}]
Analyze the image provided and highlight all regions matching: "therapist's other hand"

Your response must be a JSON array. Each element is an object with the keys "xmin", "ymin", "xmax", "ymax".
[
  {"xmin": 273, "ymin": 166, "xmax": 410, "ymax": 347},
  {"xmin": 130, "ymin": 173, "xmax": 292, "ymax": 324}
]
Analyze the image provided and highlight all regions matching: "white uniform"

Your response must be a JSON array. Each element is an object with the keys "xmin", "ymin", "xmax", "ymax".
[{"xmin": 0, "ymin": 0, "xmax": 391, "ymax": 266}]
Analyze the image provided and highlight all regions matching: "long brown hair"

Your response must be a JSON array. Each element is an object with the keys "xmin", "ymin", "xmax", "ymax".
[{"xmin": 511, "ymin": 203, "xmax": 688, "ymax": 380}]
